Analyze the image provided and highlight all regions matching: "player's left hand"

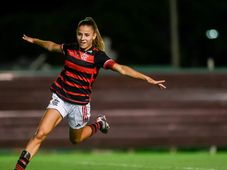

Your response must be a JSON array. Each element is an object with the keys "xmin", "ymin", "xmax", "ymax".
[
  {"xmin": 146, "ymin": 78, "xmax": 166, "ymax": 90},
  {"xmin": 155, "ymin": 80, "xmax": 166, "ymax": 90}
]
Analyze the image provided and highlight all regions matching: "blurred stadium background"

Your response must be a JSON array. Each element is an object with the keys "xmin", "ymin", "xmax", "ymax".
[{"xmin": 1, "ymin": 0, "xmax": 227, "ymax": 153}]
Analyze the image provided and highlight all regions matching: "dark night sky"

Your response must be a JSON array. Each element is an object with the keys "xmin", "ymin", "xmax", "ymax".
[{"xmin": 0, "ymin": 0, "xmax": 227, "ymax": 69}]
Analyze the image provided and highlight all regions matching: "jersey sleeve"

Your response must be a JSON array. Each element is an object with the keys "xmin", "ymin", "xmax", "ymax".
[
  {"xmin": 61, "ymin": 43, "xmax": 78, "ymax": 55},
  {"xmin": 95, "ymin": 51, "xmax": 116, "ymax": 69}
]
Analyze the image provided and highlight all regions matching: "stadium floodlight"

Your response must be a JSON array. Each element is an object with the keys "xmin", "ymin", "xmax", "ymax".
[
  {"xmin": 205, "ymin": 28, "xmax": 219, "ymax": 71},
  {"xmin": 206, "ymin": 29, "xmax": 219, "ymax": 39}
]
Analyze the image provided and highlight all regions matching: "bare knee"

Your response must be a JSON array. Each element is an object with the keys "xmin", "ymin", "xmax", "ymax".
[{"xmin": 33, "ymin": 129, "xmax": 48, "ymax": 142}]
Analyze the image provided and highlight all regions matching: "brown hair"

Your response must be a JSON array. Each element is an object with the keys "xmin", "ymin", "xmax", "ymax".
[{"xmin": 77, "ymin": 17, "xmax": 105, "ymax": 51}]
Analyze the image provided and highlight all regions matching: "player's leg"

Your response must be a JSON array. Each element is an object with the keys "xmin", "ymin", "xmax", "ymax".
[
  {"xmin": 25, "ymin": 109, "xmax": 62, "ymax": 156},
  {"xmin": 69, "ymin": 114, "xmax": 110, "ymax": 144},
  {"xmin": 69, "ymin": 126, "xmax": 93, "ymax": 144},
  {"xmin": 14, "ymin": 109, "xmax": 62, "ymax": 170}
]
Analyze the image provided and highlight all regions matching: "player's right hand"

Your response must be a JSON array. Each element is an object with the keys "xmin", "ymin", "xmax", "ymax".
[{"xmin": 22, "ymin": 34, "xmax": 34, "ymax": 43}]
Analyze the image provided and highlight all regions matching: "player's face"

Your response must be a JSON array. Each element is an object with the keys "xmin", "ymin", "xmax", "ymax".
[{"xmin": 77, "ymin": 25, "xmax": 96, "ymax": 51}]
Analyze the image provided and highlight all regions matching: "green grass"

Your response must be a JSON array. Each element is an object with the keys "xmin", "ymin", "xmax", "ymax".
[{"xmin": 1, "ymin": 150, "xmax": 227, "ymax": 170}]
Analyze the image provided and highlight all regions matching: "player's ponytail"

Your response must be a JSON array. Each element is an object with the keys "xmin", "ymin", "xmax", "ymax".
[{"xmin": 77, "ymin": 17, "xmax": 105, "ymax": 51}]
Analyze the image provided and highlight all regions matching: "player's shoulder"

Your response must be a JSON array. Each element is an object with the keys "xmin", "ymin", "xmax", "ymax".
[
  {"xmin": 92, "ymin": 47, "xmax": 106, "ymax": 56},
  {"xmin": 63, "ymin": 42, "xmax": 79, "ymax": 50}
]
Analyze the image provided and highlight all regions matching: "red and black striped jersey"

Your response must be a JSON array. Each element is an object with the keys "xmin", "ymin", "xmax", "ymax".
[{"xmin": 50, "ymin": 43, "xmax": 116, "ymax": 105}]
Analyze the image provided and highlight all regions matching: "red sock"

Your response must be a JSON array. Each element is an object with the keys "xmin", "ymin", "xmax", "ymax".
[{"xmin": 88, "ymin": 122, "xmax": 102, "ymax": 135}]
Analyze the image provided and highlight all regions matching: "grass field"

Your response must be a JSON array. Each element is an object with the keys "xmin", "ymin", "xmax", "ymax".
[{"xmin": 1, "ymin": 149, "xmax": 227, "ymax": 170}]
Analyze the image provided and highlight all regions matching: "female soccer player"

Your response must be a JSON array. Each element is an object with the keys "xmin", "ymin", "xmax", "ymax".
[{"xmin": 14, "ymin": 17, "xmax": 166, "ymax": 170}]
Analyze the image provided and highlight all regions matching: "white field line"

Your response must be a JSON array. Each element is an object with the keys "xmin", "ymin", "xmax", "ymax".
[
  {"xmin": 180, "ymin": 167, "xmax": 217, "ymax": 170},
  {"xmin": 42, "ymin": 159, "xmax": 218, "ymax": 170}
]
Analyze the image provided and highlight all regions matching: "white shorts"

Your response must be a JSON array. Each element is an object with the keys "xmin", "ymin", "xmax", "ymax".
[{"xmin": 47, "ymin": 93, "xmax": 91, "ymax": 129}]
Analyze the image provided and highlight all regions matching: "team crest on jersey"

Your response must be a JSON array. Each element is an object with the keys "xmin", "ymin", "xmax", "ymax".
[
  {"xmin": 81, "ymin": 50, "xmax": 93, "ymax": 62},
  {"xmin": 81, "ymin": 53, "xmax": 89, "ymax": 61}
]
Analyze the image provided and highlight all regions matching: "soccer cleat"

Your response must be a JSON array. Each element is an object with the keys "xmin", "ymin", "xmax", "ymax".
[{"xmin": 96, "ymin": 115, "xmax": 110, "ymax": 134}]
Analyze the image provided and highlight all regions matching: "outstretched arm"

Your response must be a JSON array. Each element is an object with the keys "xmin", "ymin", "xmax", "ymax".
[
  {"xmin": 22, "ymin": 34, "xmax": 62, "ymax": 53},
  {"xmin": 112, "ymin": 63, "xmax": 166, "ymax": 90}
]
